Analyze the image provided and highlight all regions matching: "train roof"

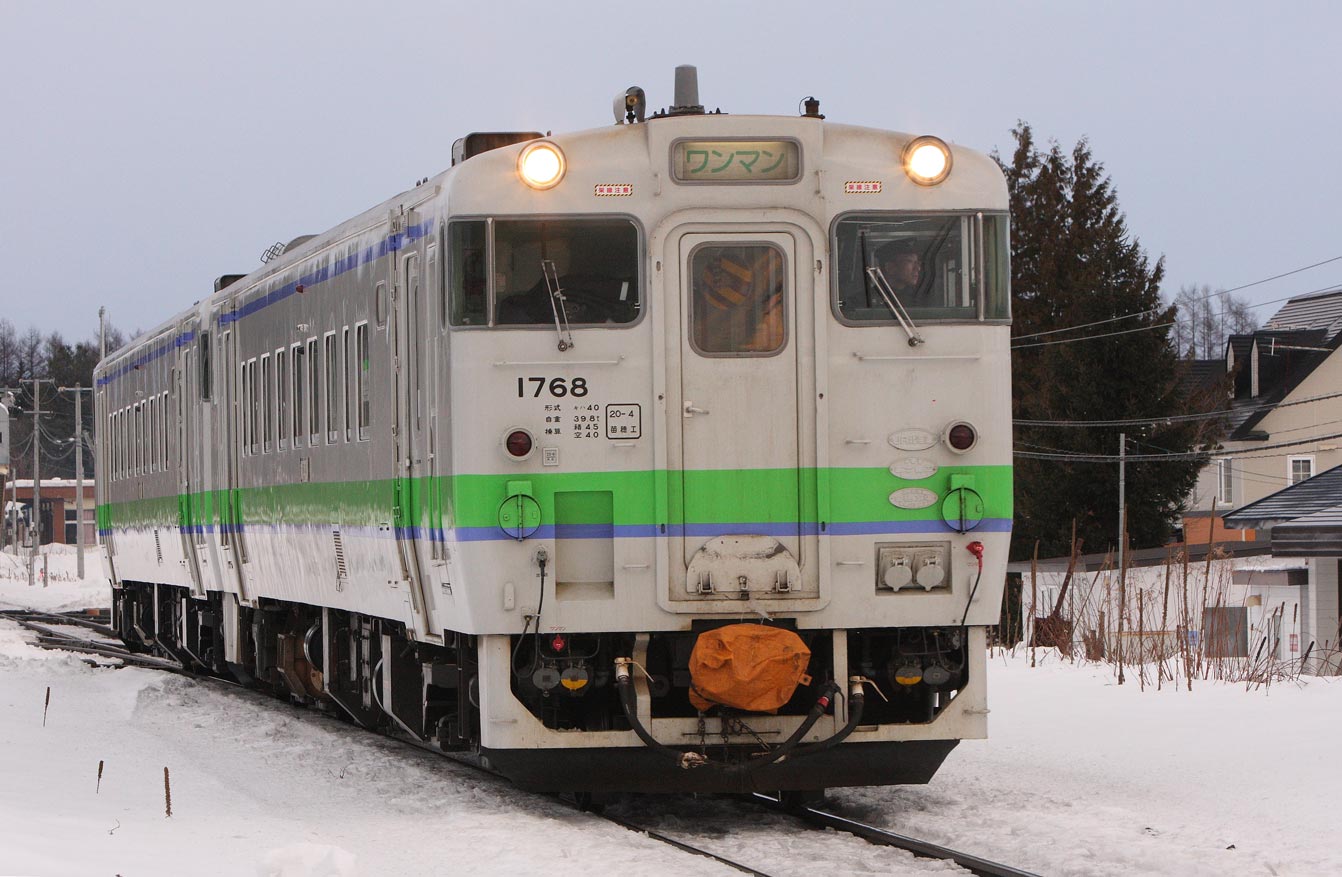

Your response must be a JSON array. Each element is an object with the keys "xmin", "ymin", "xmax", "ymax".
[{"xmin": 97, "ymin": 113, "xmax": 1007, "ymax": 377}]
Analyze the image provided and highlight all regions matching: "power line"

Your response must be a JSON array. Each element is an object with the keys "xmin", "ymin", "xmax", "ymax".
[
  {"xmin": 1014, "ymin": 388, "xmax": 1342, "ymax": 428},
  {"xmin": 1011, "ymin": 320, "xmax": 1179, "ymax": 350},
  {"xmin": 1010, "ymin": 254, "xmax": 1342, "ymax": 341},
  {"xmin": 1014, "ymin": 428, "xmax": 1342, "ymax": 463},
  {"xmin": 1009, "ymin": 279, "xmax": 1342, "ymax": 351}
]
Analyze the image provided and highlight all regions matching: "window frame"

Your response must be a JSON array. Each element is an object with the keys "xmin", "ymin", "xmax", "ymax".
[
  {"xmin": 686, "ymin": 240, "xmax": 790, "ymax": 359},
  {"xmin": 829, "ymin": 209, "xmax": 1011, "ymax": 328},
  {"xmin": 355, "ymin": 321, "xmax": 370, "ymax": 441},
  {"xmin": 1216, "ymin": 458, "xmax": 1233, "ymax": 506},
  {"xmin": 324, "ymin": 331, "xmax": 339, "ymax": 443},
  {"xmin": 1288, "ymin": 455, "xmax": 1315, "ymax": 486},
  {"xmin": 446, "ymin": 214, "xmax": 646, "ymax": 330}
]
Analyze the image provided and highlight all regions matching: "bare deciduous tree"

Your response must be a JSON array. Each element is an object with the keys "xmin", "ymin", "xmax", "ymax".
[{"xmin": 1169, "ymin": 284, "xmax": 1260, "ymax": 360}]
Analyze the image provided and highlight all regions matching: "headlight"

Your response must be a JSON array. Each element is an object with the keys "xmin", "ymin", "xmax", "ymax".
[
  {"xmin": 902, "ymin": 136, "xmax": 952, "ymax": 186},
  {"xmin": 517, "ymin": 142, "xmax": 566, "ymax": 190}
]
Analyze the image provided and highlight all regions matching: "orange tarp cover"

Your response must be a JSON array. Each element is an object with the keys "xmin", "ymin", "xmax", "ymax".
[{"xmin": 688, "ymin": 624, "xmax": 811, "ymax": 712}]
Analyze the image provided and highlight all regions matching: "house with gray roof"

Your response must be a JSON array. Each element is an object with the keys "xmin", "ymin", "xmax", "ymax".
[
  {"xmin": 1223, "ymin": 464, "xmax": 1342, "ymax": 672},
  {"xmin": 1185, "ymin": 288, "xmax": 1342, "ymax": 543}
]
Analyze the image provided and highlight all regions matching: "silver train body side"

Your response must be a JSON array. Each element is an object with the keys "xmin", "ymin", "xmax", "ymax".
[{"xmin": 94, "ymin": 109, "xmax": 1012, "ymax": 792}]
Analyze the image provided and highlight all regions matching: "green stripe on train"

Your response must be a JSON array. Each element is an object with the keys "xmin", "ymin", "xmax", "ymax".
[{"xmin": 97, "ymin": 465, "xmax": 1012, "ymax": 530}]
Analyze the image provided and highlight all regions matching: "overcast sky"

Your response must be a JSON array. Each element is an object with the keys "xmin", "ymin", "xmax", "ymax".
[{"xmin": 3, "ymin": 0, "xmax": 1339, "ymax": 344}]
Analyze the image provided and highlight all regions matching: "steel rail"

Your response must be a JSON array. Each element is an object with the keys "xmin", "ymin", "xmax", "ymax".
[{"xmin": 751, "ymin": 793, "xmax": 1043, "ymax": 877}]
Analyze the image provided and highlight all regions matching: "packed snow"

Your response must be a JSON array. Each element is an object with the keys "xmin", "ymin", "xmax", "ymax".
[{"xmin": 2, "ymin": 550, "xmax": 1339, "ymax": 876}]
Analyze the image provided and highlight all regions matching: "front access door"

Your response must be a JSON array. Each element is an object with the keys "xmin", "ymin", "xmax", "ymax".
[
  {"xmin": 671, "ymin": 230, "xmax": 817, "ymax": 604},
  {"xmin": 392, "ymin": 249, "xmax": 439, "ymax": 641}
]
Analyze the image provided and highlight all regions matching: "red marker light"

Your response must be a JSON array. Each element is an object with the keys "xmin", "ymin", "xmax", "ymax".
[
  {"xmin": 551, "ymin": 634, "xmax": 566, "ymax": 652},
  {"xmin": 505, "ymin": 430, "xmax": 533, "ymax": 458},
  {"xmin": 947, "ymin": 423, "xmax": 976, "ymax": 452}
]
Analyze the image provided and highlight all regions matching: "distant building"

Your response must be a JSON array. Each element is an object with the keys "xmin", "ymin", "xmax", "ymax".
[
  {"xmin": 3, "ymin": 479, "xmax": 96, "ymax": 547},
  {"xmin": 1224, "ymin": 465, "xmax": 1342, "ymax": 672},
  {"xmin": 1185, "ymin": 288, "xmax": 1342, "ymax": 543}
]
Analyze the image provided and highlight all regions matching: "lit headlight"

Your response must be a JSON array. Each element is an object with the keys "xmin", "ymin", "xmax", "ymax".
[
  {"xmin": 518, "ymin": 142, "xmax": 566, "ymax": 190},
  {"xmin": 902, "ymin": 136, "xmax": 952, "ymax": 186}
]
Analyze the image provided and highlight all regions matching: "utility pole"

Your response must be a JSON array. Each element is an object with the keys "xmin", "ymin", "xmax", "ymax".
[
  {"xmin": 99, "ymin": 307, "xmax": 107, "ymax": 361},
  {"xmin": 1117, "ymin": 432, "xmax": 1126, "ymax": 574},
  {"xmin": 29, "ymin": 379, "xmax": 41, "ymax": 586},
  {"xmin": 62, "ymin": 385, "xmax": 92, "ymax": 579}
]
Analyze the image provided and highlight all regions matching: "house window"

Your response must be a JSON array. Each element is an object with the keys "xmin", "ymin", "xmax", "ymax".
[
  {"xmin": 1216, "ymin": 459, "xmax": 1233, "ymax": 506},
  {"xmin": 1288, "ymin": 456, "xmax": 1314, "ymax": 485}
]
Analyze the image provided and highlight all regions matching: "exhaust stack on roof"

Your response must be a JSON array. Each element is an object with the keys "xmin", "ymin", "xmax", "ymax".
[{"xmin": 669, "ymin": 65, "xmax": 704, "ymax": 116}]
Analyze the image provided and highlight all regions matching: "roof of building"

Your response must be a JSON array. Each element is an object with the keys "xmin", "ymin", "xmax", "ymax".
[
  {"xmin": 1179, "ymin": 358, "xmax": 1226, "ymax": 398},
  {"xmin": 1223, "ymin": 463, "xmax": 1342, "ymax": 529},
  {"xmin": 1264, "ymin": 287, "xmax": 1342, "ymax": 339},
  {"xmin": 1230, "ymin": 329, "xmax": 1338, "ymax": 439}
]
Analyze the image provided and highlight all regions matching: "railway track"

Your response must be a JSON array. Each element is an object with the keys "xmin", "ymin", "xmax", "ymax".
[{"xmin": 2, "ymin": 608, "xmax": 1041, "ymax": 877}]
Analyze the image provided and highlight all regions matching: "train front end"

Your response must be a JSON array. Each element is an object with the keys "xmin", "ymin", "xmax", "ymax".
[{"xmin": 440, "ymin": 81, "xmax": 1012, "ymax": 792}]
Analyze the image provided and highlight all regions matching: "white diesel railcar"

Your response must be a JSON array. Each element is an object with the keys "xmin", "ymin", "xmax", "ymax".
[{"xmin": 95, "ymin": 69, "xmax": 1012, "ymax": 794}]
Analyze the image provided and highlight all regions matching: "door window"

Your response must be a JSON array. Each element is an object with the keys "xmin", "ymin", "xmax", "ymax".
[{"xmin": 689, "ymin": 244, "xmax": 786, "ymax": 355}]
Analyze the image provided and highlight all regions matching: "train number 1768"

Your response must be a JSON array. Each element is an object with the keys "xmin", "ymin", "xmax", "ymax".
[{"xmin": 517, "ymin": 376, "xmax": 589, "ymax": 398}]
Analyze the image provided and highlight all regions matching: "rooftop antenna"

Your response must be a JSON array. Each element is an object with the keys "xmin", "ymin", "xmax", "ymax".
[{"xmin": 669, "ymin": 65, "xmax": 704, "ymax": 116}]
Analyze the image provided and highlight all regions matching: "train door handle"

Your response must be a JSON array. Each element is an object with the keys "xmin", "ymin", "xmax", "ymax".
[{"xmin": 683, "ymin": 401, "xmax": 710, "ymax": 417}]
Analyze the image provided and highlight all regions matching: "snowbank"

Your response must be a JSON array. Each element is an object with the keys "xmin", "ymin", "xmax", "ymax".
[{"xmin": 0, "ymin": 545, "xmax": 111, "ymax": 612}]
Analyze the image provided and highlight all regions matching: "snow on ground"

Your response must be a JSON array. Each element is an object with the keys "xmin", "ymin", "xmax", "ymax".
[
  {"xmin": 0, "ymin": 546, "xmax": 111, "ymax": 612},
  {"xmin": 2, "ymin": 565, "xmax": 1339, "ymax": 876}
]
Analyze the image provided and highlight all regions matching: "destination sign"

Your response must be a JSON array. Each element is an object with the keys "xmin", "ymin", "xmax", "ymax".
[{"xmin": 672, "ymin": 139, "xmax": 800, "ymax": 183}]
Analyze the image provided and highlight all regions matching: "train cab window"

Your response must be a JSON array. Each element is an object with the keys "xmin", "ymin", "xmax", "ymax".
[
  {"xmin": 448, "ymin": 221, "xmax": 488, "ymax": 325},
  {"xmin": 689, "ymin": 244, "xmax": 787, "ymax": 355},
  {"xmin": 833, "ymin": 212, "xmax": 1010, "ymax": 323},
  {"xmin": 448, "ymin": 218, "xmax": 641, "ymax": 327}
]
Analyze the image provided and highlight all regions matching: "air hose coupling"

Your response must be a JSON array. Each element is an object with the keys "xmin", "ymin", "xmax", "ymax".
[
  {"xmin": 849, "ymin": 675, "xmax": 867, "ymax": 701},
  {"xmin": 614, "ymin": 656, "xmax": 633, "ymax": 684}
]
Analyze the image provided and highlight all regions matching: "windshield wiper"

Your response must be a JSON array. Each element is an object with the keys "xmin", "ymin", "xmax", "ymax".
[
  {"xmin": 541, "ymin": 259, "xmax": 574, "ymax": 351},
  {"xmin": 865, "ymin": 266, "xmax": 925, "ymax": 347}
]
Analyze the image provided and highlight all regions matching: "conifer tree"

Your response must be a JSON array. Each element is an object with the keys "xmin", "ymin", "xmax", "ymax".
[{"xmin": 1000, "ymin": 124, "xmax": 1217, "ymax": 559}]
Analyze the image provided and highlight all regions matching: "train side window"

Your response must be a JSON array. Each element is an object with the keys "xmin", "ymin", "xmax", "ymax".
[
  {"xmin": 356, "ymin": 322, "xmax": 370, "ymax": 440},
  {"xmin": 248, "ymin": 358, "xmax": 260, "ymax": 456},
  {"xmin": 492, "ymin": 219, "xmax": 640, "ymax": 326},
  {"xmin": 277, "ymin": 348, "xmax": 289, "ymax": 451},
  {"xmin": 200, "ymin": 331, "xmax": 212, "ymax": 401},
  {"xmin": 689, "ymin": 244, "xmax": 787, "ymax": 356},
  {"xmin": 161, "ymin": 391, "xmax": 169, "ymax": 470},
  {"xmin": 325, "ymin": 332, "xmax": 339, "ymax": 443},
  {"xmin": 307, "ymin": 338, "xmax": 319, "ymax": 443},
  {"xmin": 148, "ymin": 396, "xmax": 156, "ymax": 473},
  {"xmin": 134, "ymin": 402, "xmax": 143, "ymax": 476},
  {"xmin": 342, "ymin": 326, "xmax": 352, "ymax": 442},
  {"xmin": 111, "ymin": 411, "xmax": 118, "ymax": 480},
  {"xmin": 291, "ymin": 343, "xmax": 305, "ymax": 447},
  {"xmin": 374, "ymin": 282, "xmax": 387, "ymax": 328},
  {"xmin": 448, "ymin": 221, "xmax": 488, "ymax": 326},
  {"xmin": 261, "ymin": 354, "xmax": 272, "ymax": 453}
]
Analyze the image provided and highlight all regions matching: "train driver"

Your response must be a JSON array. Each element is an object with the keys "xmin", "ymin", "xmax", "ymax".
[{"xmin": 871, "ymin": 238, "xmax": 931, "ymax": 307}]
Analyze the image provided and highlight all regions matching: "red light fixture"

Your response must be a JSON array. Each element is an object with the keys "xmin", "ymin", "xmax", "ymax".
[
  {"xmin": 505, "ymin": 429, "xmax": 534, "ymax": 459},
  {"xmin": 945, "ymin": 421, "xmax": 977, "ymax": 453}
]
